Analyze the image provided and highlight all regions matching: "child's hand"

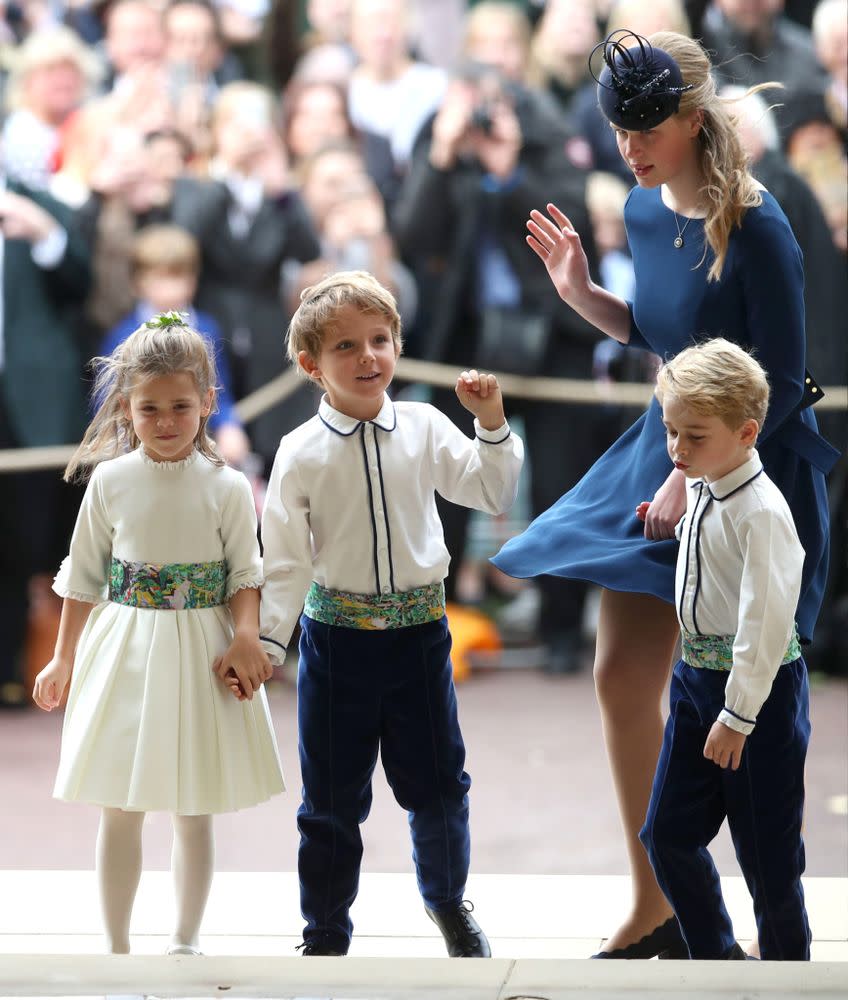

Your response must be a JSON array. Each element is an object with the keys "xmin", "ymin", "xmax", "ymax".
[
  {"xmin": 33, "ymin": 657, "xmax": 72, "ymax": 711},
  {"xmin": 703, "ymin": 721, "xmax": 747, "ymax": 771},
  {"xmin": 213, "ymin": 634, "xmax": 273, "ymax": 701},
  {"xmin": 635, "ymin": 501, "xmax": 651, "ymax": 522},
  {"xmin": 222, "ymin": 666, "xmax": 249, "ymax": 701},
  {"xmin": 455, "ymin": 370, "xmax": 506, "ymax": 431}
]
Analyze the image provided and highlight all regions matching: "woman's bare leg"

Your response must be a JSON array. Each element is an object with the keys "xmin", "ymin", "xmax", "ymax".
[
  {"xmin": 96, "ymin": 807, "xmax": 145, "ymax": 954},
  {"xmin": 593, "ymin": 589, "xmax": 680, "ymax": 952},
  {"xmin": 170, "ymin": 813, "xmax": 214, "ymax": 952}
]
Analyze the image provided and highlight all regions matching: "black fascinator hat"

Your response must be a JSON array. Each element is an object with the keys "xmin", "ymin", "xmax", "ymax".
[{"xmin": 591, "ymin": 30, "xmax": 694, "ymax": 130}]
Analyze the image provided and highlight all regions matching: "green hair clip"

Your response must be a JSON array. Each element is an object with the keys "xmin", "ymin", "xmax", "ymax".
[{"xmin": 144, "ymin": 311, "xmax": 190, "ymax": 330}]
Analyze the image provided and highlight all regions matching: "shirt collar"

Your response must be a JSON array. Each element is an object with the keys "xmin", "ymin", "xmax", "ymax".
[
  {"xmin": 209, "ymin": 159, "xmax": 264, "ymax": 213},
  {"xmin": 318, "ymin": 394, "xmax": 397, "ymax": 436},
  {"xmin": 690, "ymin": 450, "xmax": 763, "ymax": 501}
]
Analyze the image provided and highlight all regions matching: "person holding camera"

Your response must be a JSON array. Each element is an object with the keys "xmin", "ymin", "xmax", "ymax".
[
  {"xmin": 168, "ymin": 82, "xmax": 321, "ymax": 468},
  {"xmin": 393, "ymin": 65, "xmax": 612, "ymax": 673}
]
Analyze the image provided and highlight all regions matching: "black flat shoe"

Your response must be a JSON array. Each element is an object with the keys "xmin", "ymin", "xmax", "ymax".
[
  {"xmin": 296, "ymin": 940, "xmax": 344, "ymax": 956},
  {"xmin": 426, "ymin": 901, "xmax": 491, "ymax": 957},
  {"xmin": 591, "ymin": 916, "xmax": 688, "ymax": 959}
]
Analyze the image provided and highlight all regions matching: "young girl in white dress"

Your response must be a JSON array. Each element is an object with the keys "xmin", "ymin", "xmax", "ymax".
[{"xmin": 33, "ymin": 313, "xmax": 285, "ymax": 956}]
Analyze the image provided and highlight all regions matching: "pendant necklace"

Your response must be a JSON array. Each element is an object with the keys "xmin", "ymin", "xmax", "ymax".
[{"xmin": 672, "ymin": 211, "xmax": 692, "ymax": 249}]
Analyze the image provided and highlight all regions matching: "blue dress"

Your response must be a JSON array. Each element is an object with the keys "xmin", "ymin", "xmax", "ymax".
[{"xmin": 493, "ymin": 186, "xmax": 840, "ymax": 643}]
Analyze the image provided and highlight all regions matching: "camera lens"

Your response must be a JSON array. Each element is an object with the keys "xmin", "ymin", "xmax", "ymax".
[{"xmin": 471, "ymin": 105, "xmax": 493, "ymax": 134}]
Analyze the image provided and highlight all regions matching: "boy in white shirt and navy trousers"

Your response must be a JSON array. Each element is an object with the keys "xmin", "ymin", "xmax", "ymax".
[
  {"xmin": 638, "ymin": 338, "xmax": 811, "ymax": 960},
  {"xmin": 256, "ymin": 271, "xmax": 523, "ymax": 958}
]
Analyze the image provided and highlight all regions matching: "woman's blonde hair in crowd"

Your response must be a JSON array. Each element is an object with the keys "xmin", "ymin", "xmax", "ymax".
[
  {"xmin": 655, "ymin": 338, "xmax": 770, "ymax": 430},
  {"xmin": 287, "ymin": 270, "xmax": 402, "ymax": 369},
  {"xmin": 649, "ymin": 31, "xmax": 777, "ymax": 282},
  {"xmin": 64, "ymin": 319, "xmax": 222, "ymax": 483}
]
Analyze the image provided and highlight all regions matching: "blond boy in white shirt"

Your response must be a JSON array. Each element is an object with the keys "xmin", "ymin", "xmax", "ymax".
[
  {"xmin": 636, "ymin": 337, "xmax": 810, "ymax": 961},
  {"xmin": 254, "ymin": 270, "xmax": 523, "ymax": 958}
]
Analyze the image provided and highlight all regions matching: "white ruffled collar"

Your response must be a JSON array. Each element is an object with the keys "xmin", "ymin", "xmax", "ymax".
[{"xmin": 137, "ymin": 447, "xmax": 200, "ymax": 471}]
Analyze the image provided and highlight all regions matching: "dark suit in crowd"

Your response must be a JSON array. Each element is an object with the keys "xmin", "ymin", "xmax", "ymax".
[
  {"xmin": 169, "ymin": 176, "xmax": 321, "ymax": 465},
  {"xmin": 0, "ymin": 180, "xmax": 91, "ymax": 704},
  {"xmin": 393, "ymin": 83, "xmax": 615, "ymax": 670}
]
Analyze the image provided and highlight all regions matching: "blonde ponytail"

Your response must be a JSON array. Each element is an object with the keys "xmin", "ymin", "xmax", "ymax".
[{"xmin": 649, "ymin": 31, "xmax": 777, "ymax": 282}]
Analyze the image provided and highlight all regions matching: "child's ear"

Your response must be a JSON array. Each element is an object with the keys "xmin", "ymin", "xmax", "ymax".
[
  {"xmin": 118, "ymin": 395, "xmax": 131, "ymax": 420},
  {"xmin": 739, "ymin": 417, "xmax": 759, "ymax": 447},
  {"xmin": 298, "ymin": 350, "xmax": 321, "ymax": 381},
  {"xmin": 688, "ymin": 109, "xmax": 704, "ymax": 139},
  {"xmin": 201, "ymin": 388, "xmax": 215, "ymax": 417}
]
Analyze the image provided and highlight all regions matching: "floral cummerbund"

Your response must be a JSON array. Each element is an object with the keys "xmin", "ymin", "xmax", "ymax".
[
  {"xmin": 681, "ymin": 628, "xmax": 801, "ymax": 672},
  {"xmin": 304, "ymin": 580, "xmax": 446, "ymax": 630},
  {"xmin": 109, "ymin": 558, "xmax": 227, "ymax": 609}
]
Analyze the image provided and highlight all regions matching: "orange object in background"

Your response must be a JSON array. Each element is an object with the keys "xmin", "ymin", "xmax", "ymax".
[{"xmin": 444, "ymin": 602, "xmax": 502, "ymax": 682}]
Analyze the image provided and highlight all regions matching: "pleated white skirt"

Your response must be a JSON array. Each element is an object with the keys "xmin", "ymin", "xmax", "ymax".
[{"xmin": 54, "ymin": 603, "xmax": 285, "ymax": 814}]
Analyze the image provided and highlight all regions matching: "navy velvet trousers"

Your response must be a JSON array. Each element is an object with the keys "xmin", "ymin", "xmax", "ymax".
[
  {"xmin": 296, "ymin": 614, "xmax": 472, "ymax": 953},
  {"xmin": 641, "ymin": 658, "xmax": 811, "ymax": 960}
]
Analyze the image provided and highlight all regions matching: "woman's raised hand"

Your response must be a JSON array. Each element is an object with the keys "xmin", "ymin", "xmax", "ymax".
[{"xmin": 526, "ymin": 203, "xmax": 592, "ymax": 305}]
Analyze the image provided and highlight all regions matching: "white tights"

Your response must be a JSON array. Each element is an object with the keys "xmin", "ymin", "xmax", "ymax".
[{"xmin": 96, "ymin": 808, "xmax": 214, "ymax": 954}]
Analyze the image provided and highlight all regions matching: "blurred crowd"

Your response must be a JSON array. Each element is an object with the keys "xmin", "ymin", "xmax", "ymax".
[{"xmin": 0, "ymin": 0, "xmax": 845, "ymax": 705}]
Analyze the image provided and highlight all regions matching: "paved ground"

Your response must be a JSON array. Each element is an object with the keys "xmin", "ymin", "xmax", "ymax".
[
  {"xmin": 2, "ymin": 872, "xmax": 847, "ymax": 998},
  {"xmin": 2, "ymin": 663, "xmax": 846, "ymax": 877}
]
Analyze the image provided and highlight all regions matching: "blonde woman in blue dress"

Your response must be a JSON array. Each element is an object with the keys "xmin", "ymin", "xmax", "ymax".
[
  {"xmin": 494, "ymin": 30, "xmax": 838, "ymax": 958},
  {"xmin": 33, "ymin": 315, "xmax": 284, "ymax": 956}
]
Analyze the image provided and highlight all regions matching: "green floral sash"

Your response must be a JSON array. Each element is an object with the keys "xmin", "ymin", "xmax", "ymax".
[
  {"xmin": 109, "ymin": 558, "xmax": 226, "ymax": 609},
  {"xmin": 681, "ymin": 628, "xmax": 801, "ymax": 672},
  {"xmin": 304, "ymin": 581, "xmax": 446, "ymax": 630}
]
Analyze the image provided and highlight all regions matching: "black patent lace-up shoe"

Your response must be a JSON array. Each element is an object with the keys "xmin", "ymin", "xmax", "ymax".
[
  {"xmin": 296, "ymin": 940, "xmax": 344, "ymax": 956},
  {"xmin": 426, "ymin": 900, "xmax": 491, "ymax": 957}
]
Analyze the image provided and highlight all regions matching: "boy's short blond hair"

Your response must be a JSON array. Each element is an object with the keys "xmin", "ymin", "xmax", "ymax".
[
  {"xmin": 585, "ymin": 171, "xmax": 629, "ymax": 219},
  {"xmin": 287, "ymin": 270, "xmax": 403, "ymax": 366},
  {"xmin": 655, "ymin": 338, "xmax": 770, "ymax": 429},
  {"xmin": 131, "ymin": 224, "xmax": 200, "ymax": 277}
]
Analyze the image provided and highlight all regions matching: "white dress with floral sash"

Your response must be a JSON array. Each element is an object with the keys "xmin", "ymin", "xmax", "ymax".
[{"xmin": 52, "ymin": 448, "xmax": 285, "ymax": 815}]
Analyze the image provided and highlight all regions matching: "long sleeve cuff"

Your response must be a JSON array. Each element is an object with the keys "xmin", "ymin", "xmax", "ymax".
[
  {"xmin": 474, "ymin": 419, "xmax": 511, "ymax": 444},
  {"xmin": 718, "ymin": 706, "xmax": 756, "ymax": 736},
  {"xmin": 624, "ymin": 301, "xmax": 652, "ymax": 351},
  {"xmin": 260, "ymin": 636, "xmax": 287, "ymax": 667}
]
